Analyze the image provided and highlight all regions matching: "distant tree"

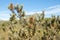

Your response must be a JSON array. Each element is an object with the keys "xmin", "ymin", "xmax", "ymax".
[{"xmin": 8, "ymin": 3, "xmax": 14, "ymax": 13}]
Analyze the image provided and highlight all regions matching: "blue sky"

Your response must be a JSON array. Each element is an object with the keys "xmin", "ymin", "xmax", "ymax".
[{"xmin": 0, "ymin": 0, "xmax": 60, "ymax": 20}]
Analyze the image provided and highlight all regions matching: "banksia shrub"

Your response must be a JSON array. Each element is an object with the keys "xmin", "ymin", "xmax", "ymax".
[
  {"xmin": 2, "ymin": 27, "xmax": 6, "ymax": 32},
  {"xmin": 29, "ymin": 17, "xmax": 34, "ymax": 24},
  {"xmin": 9, "ymin": 13, "xmax": 16, "ymax": 24},
  {"xmin": 8, "ymin": 3, "xmax": 14, "ymax": 13},
  {"xmin": 17, "ymin": 8, "xmax": 22, "ymax": 13},
  {"xmin": 28, "ymin": 24, "xmax": 33, "ymax": 28},
  {"xmin": 21, "ymin": 11, "xmax": 25, "ymax": 17},
  {"xmin": 15, "ymin": 4, "xmax": 19, "ymax": 10},
  {"xmin": 18, "ymin": 5, "xmax": 24, "ymax": 20},
  {"xmin": 15, "ymin": 4, "xmax": 23, "ymax": 13},
  {"xmin": 8, "ymin": 3, "xmax": 14, "ymax": 10},
  {"xmin": 15, "ymin": 4, "xmax": 25, "ymax": 23},
  {"xmin": 1, "ymin": 3, "xmax": 60, "ymax": 40}
]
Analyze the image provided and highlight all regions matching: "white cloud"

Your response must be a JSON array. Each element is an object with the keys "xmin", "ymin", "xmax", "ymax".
[
  {"xmin": 0, "ymin": 11, "xmax": 10, "ymax": 20},
  {"xmin": 25, "ymin": 11, "xmax": 42, "ymax": 15},
  {"xmin": 44, "ymin": 5, "xmax": 60, "ymax": 17},
  {"xmin": 45, "ymin": 5, "xmax": 60, "ymax": 14},
  {"xmin": 46, "ymin": 5, "xmax": 60, "ymax": 10},
  {"xmin": 26, "ymin": 5, "xmax": 60, "ymax": 15}
]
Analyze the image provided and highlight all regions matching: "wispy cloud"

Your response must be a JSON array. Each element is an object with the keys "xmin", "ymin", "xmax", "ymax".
[
  {"xmin": 45, "ymin": 5, "xmax": 60, "ymax": 14},
  {"xmin": 26, "ymin": 5, "xmax": 60, "ymax": 17},
  {"xmin": 26, "ymin": 5, "xmax": 60, "ymax": 14},
  {"xmin": 0, "ymin": 11, "xmax": 10, "ymax": 20},
  {"xmin": 26, "ymin": 11, "xmax": 42, "ymax": 15},
  {"xmin": 45, "ymin": 5, "xmax": 60, "ymax": 17}
]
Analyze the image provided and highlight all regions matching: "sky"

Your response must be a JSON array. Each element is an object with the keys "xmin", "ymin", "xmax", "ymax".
[{"xmin": 0, "ymin": 0, "xmax": 60, "ymax": 20}]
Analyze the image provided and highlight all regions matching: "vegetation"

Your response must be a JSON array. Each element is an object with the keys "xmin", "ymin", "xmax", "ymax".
[{"xmin": 0, "ymin": 3, "xmax": 60, "ymax": 40}]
